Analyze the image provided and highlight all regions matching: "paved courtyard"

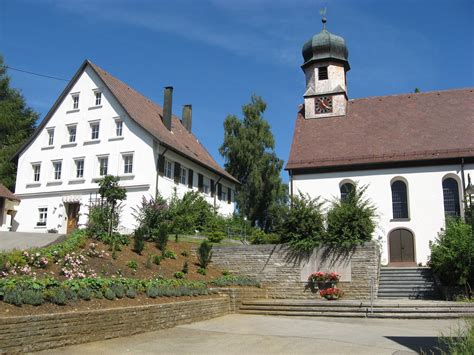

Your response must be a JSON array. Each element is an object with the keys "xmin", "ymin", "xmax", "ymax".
[
  {"xmin": 0, "ymin": 231, "xmax": 63, "ymax": 251},
  {"xmin": 41, "ymin": 314, "xmax": 464, "ymax": 354}
]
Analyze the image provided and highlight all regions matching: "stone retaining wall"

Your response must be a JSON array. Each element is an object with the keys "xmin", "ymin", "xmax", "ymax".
[
  {"xmin": 0, "ymin": 296, "xmax": 229, "ymax": 353},
  {"xmin": 212, "ymin": 242, "xmax": 380, "ymax": 300},
  {"xmin": 211, "ymin": 287, "xmax": 268, "ymax": 312}
]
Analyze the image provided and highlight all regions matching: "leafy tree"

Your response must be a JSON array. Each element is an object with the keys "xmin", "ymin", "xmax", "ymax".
[
  {"xmin": 97, "ymin": 175, "xmax": 127, "ymax": 238},
  {"xmin": 0, "ymin": 55, "xmax": 38, "ymax": 190},
  {"xmin": 325, "ymin": 184, "xmax": 377, "ymax": 250},
  {"xmin": 279, "ymin": 192, "xmax": 325, "ymax": 251},
  {"xmin": 219, "ymin": 95, "xmax": 286, "ymax": 230}
]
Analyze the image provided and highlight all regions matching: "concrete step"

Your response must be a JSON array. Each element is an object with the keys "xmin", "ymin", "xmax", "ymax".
[{"xmin": 378, "ymin": 286, "xmax": 437, "ymax": 291}]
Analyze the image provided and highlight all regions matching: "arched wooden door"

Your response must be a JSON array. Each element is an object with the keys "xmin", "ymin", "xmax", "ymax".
[{"xmin": 389, "ymin": 229, "xmax": 415, "ymax": 266}]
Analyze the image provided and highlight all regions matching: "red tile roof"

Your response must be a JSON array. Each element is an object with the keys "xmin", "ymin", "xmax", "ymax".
[
  {"xmin": 89, "ymin": 62, "xmax": 238, "ymax": 183},
  {"xmin": 286, "ymin": 88, "xmax": 474, "ymax": 171},
  {"xmin": 0, "ymin": 184, "xmax": 19, "ymax": 201}
]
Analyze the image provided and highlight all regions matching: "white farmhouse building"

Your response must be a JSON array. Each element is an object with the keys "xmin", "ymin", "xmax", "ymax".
[
  {"xmin": 13, "ymin": 60, "xmax": 238, "ymax": 234},
  {"xmin": 286, "ymin": 19, "xmax": 474, "ymax": 265}
]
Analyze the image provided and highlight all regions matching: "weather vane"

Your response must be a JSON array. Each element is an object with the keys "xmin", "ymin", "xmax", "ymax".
[{"xmin": 319, "ymin": 7, "xmax": 327, "ymax": 30}]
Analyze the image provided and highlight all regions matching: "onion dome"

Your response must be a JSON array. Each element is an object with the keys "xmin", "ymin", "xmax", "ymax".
[{"xmin": 302, "ymin": 18, "xmax": 350, "ymax": 70}]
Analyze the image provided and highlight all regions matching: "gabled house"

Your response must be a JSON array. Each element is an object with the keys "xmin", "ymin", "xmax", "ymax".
[
  {"xmin": 12, "ymin": 60, "xmax": 238, "ymax": 234},
  {"xmin": 286, "ymin": 19, "xmax": 474, "ymax": 265}
]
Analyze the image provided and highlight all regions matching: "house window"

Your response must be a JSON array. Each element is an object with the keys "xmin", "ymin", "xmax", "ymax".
[
  {"xmin": 72, "ymin": 94, "xmax": 79, "ymax": 110},
  {"xmin": 47, "ymin": 128, "xmax": 54, "ymax": 146},
  {"xmin": 68, "ymin": 125, "xmax": 77, "ymax": 143},
  {"xmin": 91, "ymin": 122, "xmax": 100, "ymax": 140},
  {"xmin": 53, "ymin": 161, "xmax": 62, "ymax": 180},
  {"xmin": 442, "ymin": 178, "xmax": 460, "ymax": 218},
  {"xmin": 180, "ymin": 167, "xmax": 187, "ymax": 185},
  {"xmin": 165, "ymin": 160, "xmax": 173, "ymax": 179},
  {"xmin": 37, "ymin": 207, "xmax": 48, "ymax": 226},
  {"xmin": 94, "ymin": 91, "xmax": 102, "ymax": 106},
  {"xmin": 75, "ymin": 159, "xmax": 84, "ymax": 178},
  {"xmin": 221, "ymin": 190, "xmax": 227, "ymax": 202},
  {"xmin": 391, "ymin": 180, "xmax": 409, "ymax": 219},
  {"xmin": 123, "ymin": 154, "xmax": 133, "ymax": 174},
  {"xmin": 318, "ymin": 66, "xmax": 328, "ymax": 80},
  {"xmin": 32, "ymin": 164, "xmax": 41, "ymax": 182},
  {"xmin": 116, "ymin": 120, "xmax": 123, "ymax": 137},
  {"xmin": 340, "ymin": 182, "xmax": 354, "ymax": 201},
  {"xmin": 99, "ymin": 157, "xmax": 108, "ymax": 176},
  {"xmin": 203, "ymin": 177, "xmax": 210, "ymax": 195}
]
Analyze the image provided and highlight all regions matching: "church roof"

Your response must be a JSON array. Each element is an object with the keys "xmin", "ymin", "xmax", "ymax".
[
  {"xmin": 14, "ymin": 60, "xmax": 238, "ymax": 184},
  {"xmin": 286, "ymin": 88, "xmax": 474, "ymax": 172}
]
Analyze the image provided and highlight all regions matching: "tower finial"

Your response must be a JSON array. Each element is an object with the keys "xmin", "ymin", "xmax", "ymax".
[{"xmin": 319, "ymin": 7, "xmax": 327, "ymax": 30}]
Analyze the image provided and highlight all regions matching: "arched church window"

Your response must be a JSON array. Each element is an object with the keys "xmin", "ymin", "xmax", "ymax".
[
  {"xmin": 391, "ymin": 180, "xmax": 409, "ymax": 219},
  {"xmin": 442, "ymin": 178, "xmax": 460, "ymax": 218},
  {"xmin": 340, "ymin": 182, "xmax": 354, "ymax": 201}
]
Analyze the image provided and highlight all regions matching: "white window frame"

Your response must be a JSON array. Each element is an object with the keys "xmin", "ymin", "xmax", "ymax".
[
  {"xmin": 180, "ymin": 167, "xmax": 187, "ymax": 185},
  {"xmin": 68, "ymin": 125, "xmax": 77, "ymax": 143},
  {"xmin": 32, "ymin": 163, "xmax": 41, "ymax": 182},
  {"xmin": 203, "ymin": 177, "xmax": 210, "ymax": 195},
  {"xmin": 98, "ymin": 156, "xmax": 108, "ymax": 176},
  {"xmin": 221, "ymin": 190, "xmax": 227, "ymax": 202},
  {"xmin": 94, "ymin": 91, "xmax": 102, "ymax": 106},
  {"xmin": 115, "ymin": 120, "xmax": 123, "ymax": 137},
  {"xmin": 53, "ymin": 161, "xmax": 62, "ymax": 180},
  {"xmin": 123, "ymin": 153, "xmax": 133, "ymax": 174},
  {"xmin": 47, "ymin": 128, "xmax": 54, "ymax": 146},
  {"xmin": 75, "ymin": 159, "xmax": 84, "ymax": 178},
  {"xmin": 72, "ymin": 94, "xmax": 79, "ymax": 110},
  {"xmin": 165, "ymin": 160, "xmax": 173, "ymax": 179},
  {"xmin": 90, "ymin": 122, "xmax": 100, "ymax": 140},
  {"xmin": 37, "ymin": 207, "xmax": 48, "ymax": 227}
]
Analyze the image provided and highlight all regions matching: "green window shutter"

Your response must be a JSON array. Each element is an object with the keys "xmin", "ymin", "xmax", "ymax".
[
  {"xmin": 210, "ymin": 179, "xmax": 215, "ymax": 197},
  {"xmin": 174, "ymin": 162, "xmax": 181, "ymax": 183},
  {"xmin": 227, "ymin": 187, "xmax": 232, "ymax": 204},
  {"xmin": 198, "ymin": 173, "xmax": 204, "ymax": 192},
  {"xmin": 158, "ymin": 154, "xmax": 165, "ymax": 176},
  {"xmin": 217, "ymin": 183, "xmax": 222, "ymax": 200},
  {"xmin": 188, "ymin": 169, "xmax": 194, "ymax": 188}
]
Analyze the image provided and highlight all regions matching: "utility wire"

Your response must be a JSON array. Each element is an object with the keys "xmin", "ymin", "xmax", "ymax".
[{"xmin": 5, "ymin": 65, "xmax": 69, "ymax": 82}]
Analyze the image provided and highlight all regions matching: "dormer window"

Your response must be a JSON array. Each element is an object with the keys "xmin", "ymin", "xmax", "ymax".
[
  {"xmin": 318, "ymin": 66, "xmax": 328, "ymax": 80},
  {"xmin": 94, "ymin": 91, "xmax": 102, "ymax": 106},
  {"xmin": 72, "ymin": 94, "xmax": 79, "ymax": 110}
]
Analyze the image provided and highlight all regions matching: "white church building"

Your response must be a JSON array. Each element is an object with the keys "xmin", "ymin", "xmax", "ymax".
[
  {"xmin": 286, "ymin": 19, "xmax": 474, "ymax": 265},
  {"xmin": 12, "ymin": 60, "xmax": 238, "ymax": 234}
]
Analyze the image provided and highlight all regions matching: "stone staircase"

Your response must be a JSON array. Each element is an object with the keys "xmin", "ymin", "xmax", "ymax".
[
  {"xmin": 378, "ymin": 267, "xmax": 440, "ymax": 299},
  {"xmin": 239, "ymin": 299, "xmax": 474, "ymax": 319}
]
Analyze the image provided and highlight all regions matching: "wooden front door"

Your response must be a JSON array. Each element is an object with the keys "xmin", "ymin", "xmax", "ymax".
[
  {"xmin": 389, "ymin": 229, "xmax": 415, "ymax": 266},
  {"xmin": 66, "ymin": 203, "xmax": 80, "ymax": 234}
]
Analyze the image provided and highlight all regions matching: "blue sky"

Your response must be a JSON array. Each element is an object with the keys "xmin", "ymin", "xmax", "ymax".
[{"xmin": 2, "ymin": 0, "xmax": 473, "ymax": 182}]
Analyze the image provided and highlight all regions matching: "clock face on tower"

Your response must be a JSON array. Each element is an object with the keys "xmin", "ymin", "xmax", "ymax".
[{"xmin": 315, "ymin": 96, "xmax": 333, "ymax": 114}]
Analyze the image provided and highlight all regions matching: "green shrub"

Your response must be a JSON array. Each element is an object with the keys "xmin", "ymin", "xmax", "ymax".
[
  {"xmin": 174, "ymin": 271, "xmax": 185, "ymax": 279},
  {"xmin": 250, "ymin": 230, "xmax": 280, "ymax": 245},
  {"xmin": 197, "ymin": 267, "xmax": 207, "ymax": 276},
  {"xmin": 111, "ymin": 284, "xmax": 125, "ymax": 298},
  {"xmin": 222, "ymin": 270, "xmax": 231, "ymax": 276},
  {"xmin": 4, "ymin": 288, "xmax": 23, "ymax": 306},
  {"xmin": 87, "ymin": 204, "xmax": 117, "ymax": 240},
  {"xmin": 429, "ymin": 219, "xmax": 474, "ymax": 288},
  {"xmin": 163, "ymin": 250, "xmax": 177, "ymax": 259},
  {"xmin": 182, "ymin": 261, "xmax": 189, "ymax": 274},
  {"xmin": 49, "ymin": 288, "xmax": 67, "ymax": 305},
  {"xmin": 132, "ymin": 227, "xmax": 146, "ymax": 255},
  {"xmin": 146, "ymin": 286, "xmax": 159, "ymax": 298},
  {"xmin": 126, "ymin": 287, "xmax": 137, "ymax": 298},
  {"xmin": 22, "ymin": 289, "xmax": 44, "ymax": 306},
  {"xmin": 279, "ymin": 192, "xmax": 325, "ymax": 251},
  {"xmin": 154, "ymin": 224, "xmax": 169, "ymax": 253},
  {"xmin": 145, "ymin": 254, "xmax": 153, "ymax": 269},
  {"xmin": 133, "ymin": 195, "xmax": 169, "ymax": 233},
  {"xmin": 78, "ymin": 287, "xmax": 92, "ymax": 301},
  {"xmin": 153, "ymin": 255, "xmax": 162, "ymax": 265},
  {"xmin": 325, "ymin": 184, "xmax": 377, "ymax": 250},
  {"xmin": 197, "ymin": 240, "xmax": 213, "ymax": 269},
  {"xmin": 211, "ymin": 275, "xmax": 260, "ymax": 287},
  {"xmin": 103, "ymin": 287, "xmax": 115, "ymax": 300},
  {"xmin": 63, "ymin": 287, "xmax": 78, "ymax": 301},
  {"xmin": 207, "ymin": 231, "xmax": 225, "ymax": 243},
  {"xmin": 181, "ymin": 250, "xmax": 189, "ymax": 257},
  {"xmin": 168, "ymin": 191, "xmax": 215, "ymax": 235},
  {"xmin": 440, "ymin": 319, "xmax": 474, "ymax": 354},
  {"xmin": 127, "ymin": 260, "xmax": 138, "ymax": 270}
]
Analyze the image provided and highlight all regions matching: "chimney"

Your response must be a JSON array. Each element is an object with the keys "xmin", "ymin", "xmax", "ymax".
[
  {"xmin": 182, "ymin": 104, "xmax": 192, "ymax": 132},
  {"xmin": 163, "ymin": 86, "xmax": 173, "ymax": 131}
]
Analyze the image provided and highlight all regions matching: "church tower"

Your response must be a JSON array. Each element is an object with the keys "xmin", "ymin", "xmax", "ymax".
[{"xmin": 302, "ymin": 17, "xmax": 350, "ymax": 119}]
